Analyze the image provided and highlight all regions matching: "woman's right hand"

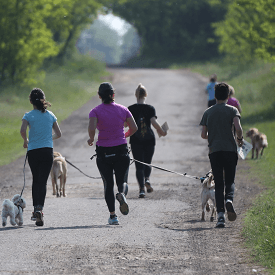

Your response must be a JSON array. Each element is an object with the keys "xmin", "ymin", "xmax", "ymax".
[
  {"xmin": 87, "ymin": 138, "xmax": 94, "ymax": 146},
  {"xmin": 158, "ymin": 129, "xmax": 167, "ymax": 137},
  {"xmin": 23, "ymin": 139, "xmax": 28, "ymax": 148}
]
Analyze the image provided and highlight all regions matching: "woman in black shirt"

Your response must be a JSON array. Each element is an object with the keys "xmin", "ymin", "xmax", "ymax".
[{"xmin": 128, "ymin": 84, "xmax": 167, "ymax": 198}]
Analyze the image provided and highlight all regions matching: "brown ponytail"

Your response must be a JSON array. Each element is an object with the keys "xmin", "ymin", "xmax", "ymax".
[{"xmin": 29, "ymin": 88, "xmax": 51, "ymax": 113}]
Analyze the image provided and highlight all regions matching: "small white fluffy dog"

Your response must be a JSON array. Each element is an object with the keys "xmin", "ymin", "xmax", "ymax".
[
  {"xmin": 1, "ymin": 194, "xmax": 26, "ymax": 227},
  {"xmin": 201, "ymin": 171, "xmax": 216, "ymax": 222}
]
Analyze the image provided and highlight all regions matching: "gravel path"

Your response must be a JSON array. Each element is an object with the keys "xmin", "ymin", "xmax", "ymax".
[{"xmin": 0, "ymin": 68, "xmax": 265, "ymax": 274}]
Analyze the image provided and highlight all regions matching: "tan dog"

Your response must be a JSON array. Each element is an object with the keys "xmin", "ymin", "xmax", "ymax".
[
  {"xmin": 51, "ymin": 152, "xmax": 67, "ymax": 197},
  {"xmin": 201, "ymin": 171, "xmax": 216, "ymax": 222},
  {"xmin": 246, "ymin": 128, "xmax": 268, "ymax": 159}
]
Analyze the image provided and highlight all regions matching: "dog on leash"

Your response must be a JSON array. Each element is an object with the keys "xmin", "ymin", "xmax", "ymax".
[
  {"xmin": 246, "ymin": 128, "xmax": 268, "ymax": 159},
  {"xmin": 1, "ymin": 194, "xmax": 26, "ymax": 227},
  {"xmin": 51, "ymin": 152, "xmax": 67, "ymax": 197},
  {"xmin": 201, "ymin": 171, "xmax": 216, "ymax": 222}
]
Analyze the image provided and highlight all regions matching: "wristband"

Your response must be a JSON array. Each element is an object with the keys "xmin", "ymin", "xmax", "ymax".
[{"xmin": 237, "ymin": 136, "xmax": 243, "ymax": 141}]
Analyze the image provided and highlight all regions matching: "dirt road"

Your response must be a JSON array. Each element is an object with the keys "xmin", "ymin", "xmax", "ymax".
[{"xmin": 0, "ymin": 69, "xmax": 265, "ymax": 274}]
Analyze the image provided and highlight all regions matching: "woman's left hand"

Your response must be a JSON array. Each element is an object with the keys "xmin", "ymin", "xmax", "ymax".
[{"xmin": 87, "ymin": 138, "xmax": 94, "ymax": 146}]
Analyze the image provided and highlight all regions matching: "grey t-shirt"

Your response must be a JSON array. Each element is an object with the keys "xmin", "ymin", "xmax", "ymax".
[{"xmin": 200, "ymin": 103, "xmax": 241, "ymax": 154}]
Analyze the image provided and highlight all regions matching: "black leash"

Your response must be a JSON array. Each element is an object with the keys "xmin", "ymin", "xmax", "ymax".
[
  {"xmin": 65, "ymin": 158, "xmax": 102, "ymax": 179},
  {"xmin": 66, "ymin": 154, "xmax": 135, "ymax": 179},
  {"xmin": 130, "ymin": 158, "xmax": 201, "ymax": 180},
  {"xmin": 21, "ymin": 152, "xmax": 28, "ymax": 197},
  {"xmin": 64, "ymin": 153, "xmax": 201, "ymax": 181}
]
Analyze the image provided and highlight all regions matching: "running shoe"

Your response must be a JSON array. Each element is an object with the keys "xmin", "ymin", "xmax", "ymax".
[
  {"xmin": 139, "ymin": 190, "xmax": 145, "ymax": 198},
  {"xmin": 216, "ymin": 213, "xmax": 225, "ymax": 228},
  {"xmin": 108, "ymin": 215, "xmax": 119, "ymax": 225},
  {"xmin": 145, "ymin": 179, "xmax": 153, "ymax": 193},
  {"xmin": 35, "ymin": 211, "xmax": 44, "ymax": 226},
  {"xmin": 116, "ymin": 193, "xmax": 129, "ymax": 215},
  {"xmin": 226, "ymin": 200, "xmax": 237, "ymax": 221},
  {"xmin": 31, "ymin": 212, "xmax": 36, "ymax": 221}
]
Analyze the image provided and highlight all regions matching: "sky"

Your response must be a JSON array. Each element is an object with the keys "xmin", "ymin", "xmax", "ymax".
[{"xmin": 98, "ymin": 14, "xmax": 131, "ymax": 36}]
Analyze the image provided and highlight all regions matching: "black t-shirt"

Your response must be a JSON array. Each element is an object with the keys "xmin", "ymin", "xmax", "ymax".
[{"xmin": 128, "ymin": 103, "xmax": 157, "ymax": 145}]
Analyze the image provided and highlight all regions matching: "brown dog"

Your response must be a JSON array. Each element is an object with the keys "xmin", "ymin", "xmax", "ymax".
[
  {"xmin": 246, "ymin": 128, "xmax": 268, "ymax": 159},
  {"xmin": 51, "ymin": 152, "xmax": 67, "ymax": 197}
]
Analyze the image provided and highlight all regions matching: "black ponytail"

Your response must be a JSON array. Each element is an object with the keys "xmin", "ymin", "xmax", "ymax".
[{"xmin": 98, "ymin": 82, "xmax": 115, "ymax": 104}]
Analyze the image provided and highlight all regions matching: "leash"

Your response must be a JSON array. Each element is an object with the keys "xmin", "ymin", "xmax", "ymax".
[
  {"xmin": 65, "ymin": 153, "xmax": 201, "ymax": 181},
  {"xmin": 130, "ymin": 158, "xmax": 201, "ymax": 180},
  {"xmin": 21, "ymin": 152, "xmax": 28, "ymax": 197},
  {"xmin": 65, "ymin": 158, "xmax": 102, "ymax": 179},
  {"xmin": 65, "ymin": 154, "xmax": 135, "ymax": 179}
]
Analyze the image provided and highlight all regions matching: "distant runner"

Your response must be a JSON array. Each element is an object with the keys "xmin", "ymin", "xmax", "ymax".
[{"xmin": 128, "ymin": 83, "xmax": 167, "ymax": 198}]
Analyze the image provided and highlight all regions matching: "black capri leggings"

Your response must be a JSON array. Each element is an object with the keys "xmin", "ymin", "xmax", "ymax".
[
  {"xmin": 27, "ymin": 147, "xmax": 53, "ymax": 208},
  {"xmin": 96, "ymin": 144, "xmax": 130, "ymax": 213},
  {"xmin": 130, "ymin": 143, "xmax": 155, "ymax": 190}
]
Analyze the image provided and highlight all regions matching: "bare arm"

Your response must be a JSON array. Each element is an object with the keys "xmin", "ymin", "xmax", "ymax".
[
  {"xmin": 20, "ymin": 119, "xmax": 29, "ymax": 148},
  {"xmin": 233, "ymin": 116, "xmax": 243, "ymax": 146},
  {"xmin": 237, "ymin": 104, "xmax": 242, "ymax": 114},
  {"xmin": 87, "ymin": 117, "xmax": 97, "ymax": 146},
  {"xmin": 125, "ymin": 116, "xmax": 138, "ymax": 138},
  {"xmin": 201, "ymin": 125, "xmax": 208, "ymax": 140},
  {"xmin": 52, "ymin": 121, "xmax": 62, "ymax": 140},
  {"xmin": 150, "ymin": 117, "xmax": 167, "ymax": 137}
]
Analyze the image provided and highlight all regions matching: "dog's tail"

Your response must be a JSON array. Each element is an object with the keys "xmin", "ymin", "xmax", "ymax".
[
  {"xmin": 57, "ymin": 161, "xmax": 63, "ymax": 174},
  {"xmin": 262, "ymin": 137, "xmax": 268, "ymax": 147},
  {"xmin": 55, "ymin": 157, "xmax": 65, "ymax": 174}
]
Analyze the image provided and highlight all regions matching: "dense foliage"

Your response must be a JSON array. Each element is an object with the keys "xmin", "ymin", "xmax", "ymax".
[
  {"xmin": 108, "ymin": 0, "xmax": 229, "ymax": 60},
  {"xmin": 0, "ymin": 0, "xmax": 103, "ymax": 85},
  {"xmin": 214, "ymin": 0, "xmax": 275, "ymax": 63},
  {"xmin": 1, "ymin": 0, "xmax": 275, "ymax": 83}
]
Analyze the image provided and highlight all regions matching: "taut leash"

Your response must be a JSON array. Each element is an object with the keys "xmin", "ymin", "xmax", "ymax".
[
  {"xmin": 21, "ymin": 152, "xmax": 28, "ymax": 197},
  {"xmin": 130, "ymin": 158, "xmax": 201, "ymax": 180},
  {"xmin": 65, "ymin": 158, "xmax": 102, "ymax": 179},
  {"xmin": 65, "ymin": 154, "xmax": 201, "ymax": 181}
]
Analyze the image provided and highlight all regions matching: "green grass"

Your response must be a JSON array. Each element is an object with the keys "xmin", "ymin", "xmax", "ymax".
[
  {"xmin": 171, "ymin": 59, "xmax": 275, "ymax": 273},
  {"xmin": 0, "ymin": 54, "xmax": 108, "ymax": 166}
]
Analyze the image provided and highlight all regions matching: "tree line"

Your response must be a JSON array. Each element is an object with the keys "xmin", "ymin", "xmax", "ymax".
[
  {"xmin": 1, "ymin": 0, "xmax": 274, "ymax": 85},
  {"xmin": 109, "ymin": 0, "xmax": 275, "ymax": 64}
]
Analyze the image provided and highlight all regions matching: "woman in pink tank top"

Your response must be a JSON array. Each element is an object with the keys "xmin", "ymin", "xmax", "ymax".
[
  {"xmin": 87, "ymin": 82, "xmax": 137, "ymax": 225},
  {"xmin": 227, "ymin": 85, "xmax": 242, "ymax": 113}
]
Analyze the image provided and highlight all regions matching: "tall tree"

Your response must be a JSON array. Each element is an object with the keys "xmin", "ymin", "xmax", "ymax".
[
  {"xmin": 45, "ymin": 0, "xmax": 102, "ymax": 62},
  {"xmin": 214, "ymin": 0, "xmax": 275, "ymax": 63},
  {"xmin": 0, "ymin": 0, "xmax": 106, "ymax": 84},
  {"xmin": 0, "ymin": 0, "xmax": 58, "ymax": 84}
]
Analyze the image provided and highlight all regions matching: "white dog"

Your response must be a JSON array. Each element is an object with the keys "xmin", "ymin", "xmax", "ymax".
[
  {"xmin": 201, "ymin": 171, "xmax": 216, "ymax": 222},
  {"xmin": 1, "ymin": 194, "xmax": 26, "ymax": 227}
]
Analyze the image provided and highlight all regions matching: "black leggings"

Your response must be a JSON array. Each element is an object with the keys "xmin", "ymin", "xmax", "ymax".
[
  {"xmin": 27, "ymin": 148, "xmax": 53, "ymax": 209},
  {"xmin": 209, "ymin": 151, "xmax": 238, "ymax": 213},
  {"xmin": 131, "ymin": 143, "xmax": 155, "ymax": 190},
  {"xmin": 96, "ymin": 144, "xmax": 130, "ymax": 213}
]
